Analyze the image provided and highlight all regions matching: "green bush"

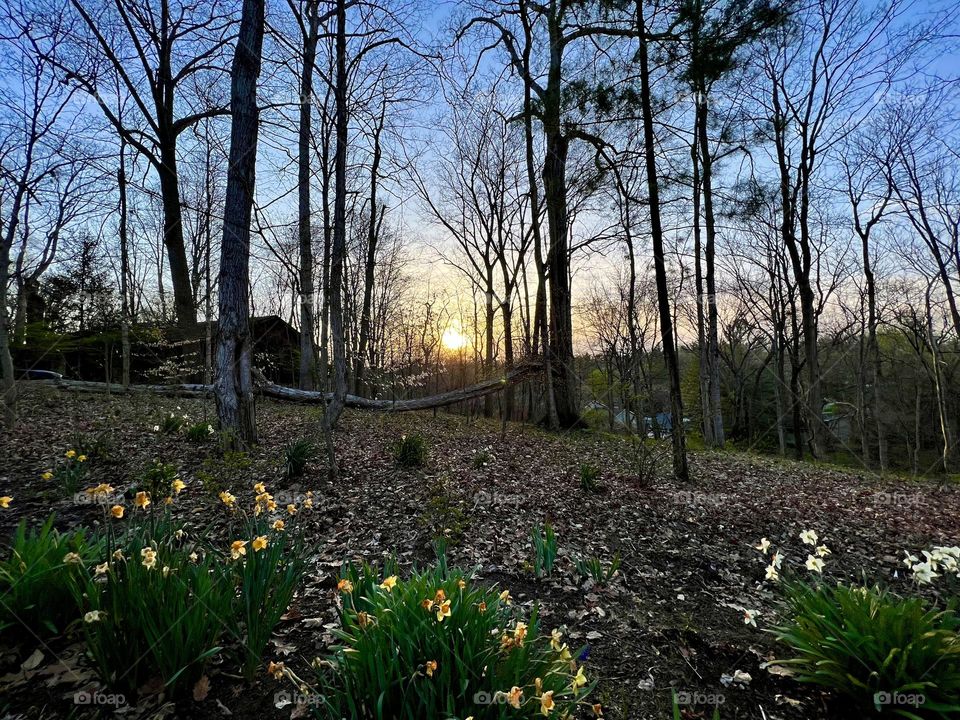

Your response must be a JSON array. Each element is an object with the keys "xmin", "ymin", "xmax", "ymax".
[
  {"xmin": 157, "ymin": 411, "xmax": 188, "ymax": 434},
  {"xmin": 390, "ymin": 433, "xmax": 428, "ymax": 468},
  {"xmin": 772, "ymin": 581, "xmax": 960, "ymax": 717},
  {"xmin": 283, "ymin": 438, "xmax": 316, "ymax": 480},
  {"xmin": 472, "ymin": 449, "xmax": 492, "ymax": 470},
  {"xmin": 574, "ymin": 553, "xmax": 620, "ymax": 586},
  {"xmin": 308, "ymin": 561, "xmax": 594, "ymax": 719},
  {"xmin": 72, "ymin": 522, "xmax": 233, "ymax": 697},
  {"xmin": 135, "ymin": 460, "xmax": 181, "ymax": 504},
  {"xmin": 531, "ymin": 523, "xmax": 558, "ymax": 578},
  {"xmin": 185, "ymin": 421, "xmax": 216, "ymax": 443},
  {"xmin": 579, "ymin": 464, "xmax": 604, "ymax": 493},
  {"xmin": 0, "ymin": 515, "xmax": 101, "ymax": 638},
  {"xmin": 227, "ymin": 519, "xmax": 307, "ymax": 680}
]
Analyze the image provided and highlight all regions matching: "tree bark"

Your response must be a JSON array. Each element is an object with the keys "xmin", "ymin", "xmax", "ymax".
[{"xmin": 214, "ymin": 0, "xmax": 264, "ymax": 446}]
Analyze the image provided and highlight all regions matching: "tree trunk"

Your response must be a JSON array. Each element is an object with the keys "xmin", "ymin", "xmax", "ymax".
[
  {"xmin": 157, "ymin": 142, "xmax": 196, "ymax": 328},
  {"xmin": 297, "ymin": 1, "xmax": 320, "ymax": 391},
  {"xmin": 637, "ymin": 1, "xmax": 689, "ymax": 482},
  {"xmin": 214, "ymin": 0, "xmax": 264, "ymax": 446},
  {"xmin": 119, "ymin": 139, "xmax": 131, "ymax": 388}
]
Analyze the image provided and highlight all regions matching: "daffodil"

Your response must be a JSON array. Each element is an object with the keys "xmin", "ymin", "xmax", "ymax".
[
  {"xmin": 434, "ymin": 588, "xmax": 447, "ymax": 603},
  {"xmin": 477, "ymin": 601, "xmax": 487, "ymax": 613},
  {"xmin": 0, "ymin": 496, "xmax": 11, "ymax": 509},
  {"xmin": 513, "ymin": 621, "xmax": 527, "ymax": 645},
  {"xmin": 171, "ymin": 479, "xmax": 186, "ymax": 494},
  {"xmin": 65, "ymin": 449, "xmax": 76, "ymax": 459},
  {"xmin": 112, "ymin": 549, "xmax": 124, "ymax": 561},
  {"xmin": 267, "ymin": 661, "xmax": 285, "ymax": 679},
  {"xmin": 764, "ymin": 564, "xmax": 779, "ymax": 581},
  {"xmin": 189, "ymin": 552, "xmax": 199, "ymax": 563},
  {"xmin": 219, "ymin": 491, "xmax": 237, "ymax": 508},
  {"xmin": 551, "ymin": 629, "xmax": 563, "ymax": 651},
  {"xmin": 287, "ymin": 504, "xmax": 297, "ymax": 515},
  {"xmin": 425, "ymin": 660, "xmax": 437, "ymax": 677},
  {"xmin": 162, "ymin": 566, "xmax": 172, "ymax": 577},
  {"xmin": 252, "ymin": 535, "xmax": 268, "ymax": 552},
  {"xmin": 253, "ymin": 482, "xmax": 266, "ymax": 494},
  {"xmin": 110, "ymin": 505, "xmax": 124, "ymax": 518},
  {"xmin": 133, "ymin": 491, "xmax": 150, "ymax": 509},
  {"xmin": 380, "ymin": 575, "xmax": 397, "ymax": 592},
  {"xmin": 540, "ymin": 690, "xmax": 555, "ymax": 716},
  {"xmin": 743, "ymin": 609, "xmax": 758, "ymax": 626},
  {"xmin": 592, "ymin": 704, "xmax": 603, "ymax": 717},
  {"xmin": 141, "ymin": 550, "xmax": 157, "ymax": 570},
  {"xmin": 912, "ymin": 561, "xmax": 939, "ymax": 584},
  {"xmin": 771, "ymin": 551, "xmax": 783, "ymax": 569},
  {"xmin": 338, "ymin": 578, "xmax": 354, "ymax": 593},
  {"xmin": 815, "ymin": 544, "xmax": 831, "ymax": 558},
  {"xmin": 230, "ymin": 540, "xmax": 248, "ymax": 560},
  {"xmin": 498, "ymin": 590, "xmax": 511, "ymax": 604},
  {"xmin": 799, "ymin": 529, "xmax": 818, "ymax": 546},
  {"xmin": 457, "ymin": 579, "xmax": 467, "ymax": 590},
  {"xmin": 272, "ymin": 519, "xmax": 285, "ymax": 531},
  {"xmin": 506, "ymin": 686, "xmax": 523, "ymax": 709},
  {"xmin": 357, "ymin": 611, "xmax": 373, "ymax": 628},
  {"xmin": 41, "ymin": 471, "xmax": 53, "ymax": 481},
  {"xmin": 63, "ymin": 552, "xmax": 82, "ymax": 564},
  {"xmin": 435, "ymin": 600, "xmax": 451, "ymax": 622},
  {"xmin": 303, "ymin": 498, "xmax": 313, "ymax": 509},
  {"xmin": 77, "ymin": 455, "xmax": 87, "ymax": 463},
  {"xmin": 84, "ymin": 610, "xmax": 104, "ymax": 623},
  {"xmin": 754, "ymin": 538, "xmax": 770, "ymax": 554},
  {"xmin": 805, "ymin": 554, "xmax": 825, "ymax": 573},
  {"xmin": 95, "ymin": 562, "xmax": 109, "ymax": 576},
  {"xmin": 572, "ymin": 665, "xmax": 587, "ymax": 692}
]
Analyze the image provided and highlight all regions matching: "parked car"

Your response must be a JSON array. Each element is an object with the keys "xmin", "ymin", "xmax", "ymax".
[{"xmin": 16, "ymin": 369, "xmax": 63, "ymax": 381}]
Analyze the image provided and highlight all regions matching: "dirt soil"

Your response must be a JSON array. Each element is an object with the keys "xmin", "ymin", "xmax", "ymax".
[{"xmin": 2, "ymin": 385, "xmax": 958, "ymax": 719}]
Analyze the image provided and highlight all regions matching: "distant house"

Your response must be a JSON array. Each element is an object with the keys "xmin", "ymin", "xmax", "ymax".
[{"xmin": 12, "ymin": 315, "xmax": 301, "ymax": 386}]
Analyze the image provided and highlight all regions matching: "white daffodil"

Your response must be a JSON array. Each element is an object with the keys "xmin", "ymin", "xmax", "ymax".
[
  {"xmin": 815, "ymin": 544, "xmax": 831, "ymax": 558},
  {"xmin": 765, "ymin": 564, "xmax": 780, "ymax": 581},
  {"xmin": 754, "ymin": 538, "xmax": 771, "ymax": 554},
  {"xmin": 771, "ymin": 551, "xmax": 784, "ymax": 569},
  {"xmin": 805, "ymin": 555, "xmax": 825, "ymax": 573},
  {"xmin": 743, "ymin": 609, "xmax": 758, "ymax": 627},
  {"xmin": 799, "ymin": 529, "xmax": 818, "ymax": 546},
  {"xmin": 912, "ymin": 561, "xmax": 939, "ymax": 585},
  {"xmin": 84, "ymin": 610, "xmax": 104, "ymax": 623},
  {"xmin": 903, "ymin": 550, "xmax": 920, "ymax": 568}
]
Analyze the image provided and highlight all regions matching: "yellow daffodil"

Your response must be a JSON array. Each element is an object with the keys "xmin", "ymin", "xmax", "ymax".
[
  {"xmin": 421, "ymin": 598, "xmax": 434, "ymax": 611},
  {"xmin": 357, "ymin": 611, "xmax": 373, "ymax": 628},
  {"xmin": 272, "ymin": 519, "xmax": 285, "ymax": 531},
  {"xmin": 110, "ymin": 505, "xmax": 124, "ymax": 518},
  {"xmin": 65, "ymin": 449, "xmax": 76, "ymax": 459},
  {"xmin": 572, "ymin": 666, "xmax": 587, "ymax": 692},
  {"xmin": 592, "ymin": 703, "xmax": 603, "ymax": 717},
  {"xmin": 379, "ymin": 575, "xmax": 397, "ymax": 592},
  {"xmin": 498, "ymin": 590, "xmax": 511, "ymax": 604},
  {"xmin": 514, "ymin": 622, "xmax": 527, "ymax": 645},
  {"xmin": 141, "ymin": 551, "xmax": 157, "ymax": 570},
  {"xmin": 133, "ymin": 491, "xmax": 150, "ymax": 509},
  {"xmin": 425, "ymin": 660, "xmax": 437, "ymax": 677},
  {"xmin": 163, "ymin": 496, "xmax": 173, "ymax": 505},
  {"xmin": 267, "ymin": 661, "xmax": 285, "ymax": 679},
  {"xmin": 287, "ymin": 504, "xmax": 297, "ymax": 515},
  {"xmin": 477, "ymin": 601, "xmax": 487, "ymax": 613},
  {"xmin": 540, "ymin": 690, "xmax": 555, "ymax": 716},
  {"xmin": 303, "ymin": 498, "xmax": 313, "ymax": 509},
  {"xmin": 171, "ymin": 479, "xmax": 186, "ymax": 494},
  {"xmin": 435, "ymin": 600, "xmax": 451, "ymax": 622},
  {"xmin": 253, "ymin": 482, "xmax": 266, "ymax": 494},
  {"xmin": 506, "ymin": 686, "xmax": 523, "ymax": 709},
  {"xmin": 95, "ymin": 562, "xmax": 109, "ymax": 576},
  {"xmin": 0, "ymin": 496, "xmax": 11, "ymax": 509},
  {"xmin": 230, "ymin": 540, "xmax": 248, "ymax": 560},
  {"xmin": 41, "ymin": 471, "xmax": 53, "ymax": 481},
  {"xmin": 112, "ymin": 549, "xmax": 124, "ymax": 561},
  {"xmin": 434, "ymin": 588, "xmax": 446, "ymax": 603},
  {"xmin": 84, "ymin": 610, "xmax": 103, "ymax": 623},
  {"xmin": 457, "ymin": 579, "xmax": 467, "ymax": 590},
  {"xmin": 77, "ymin": 455, "xmax": 87, "ymax": 463},
  {"xmin": 252, "ymin": 535, "xmax": 268, "ymax": 552},
  {"xmin": 63, "ymin": 552, "xmax": 82, "ymax": 564},
  {"xmin": 219, "ymin": 491, "xmax": 236, "ymax": 508},
  {"xmin": 500, "ymin": 634, "xmax": 514, "ymax": 651},
  {"xmin": 338, "ymin": 578, "xmax": 354, "ymax": 593},
  {"xmin": 551, "ymin": 629, "xmax": 563, "ymax": 651}
]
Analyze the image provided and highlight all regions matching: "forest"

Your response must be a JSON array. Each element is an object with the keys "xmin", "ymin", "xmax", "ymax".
[{"xmin": 1, "ymin": 0, "xmax": 959, "ymax": 718}]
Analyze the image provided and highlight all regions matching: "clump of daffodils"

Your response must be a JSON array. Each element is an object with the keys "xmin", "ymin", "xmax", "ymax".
[
  {"xmin": 902, "ymin": 546, "xmax": 960, "ymax": 585},
  {"xmin": 752, "ymin": 529, "xmax": 830, "ymax": 584}
]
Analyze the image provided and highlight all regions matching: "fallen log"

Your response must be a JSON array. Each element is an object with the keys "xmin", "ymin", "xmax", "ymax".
[{"xmin": 36, "ymin": 359, "xmax": 544, "ymax": 412}]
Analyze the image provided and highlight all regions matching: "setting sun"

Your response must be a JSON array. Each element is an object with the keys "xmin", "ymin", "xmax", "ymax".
[{"xmin": 441, "ymin": 326, "xmax": 468, "ymax": 352}]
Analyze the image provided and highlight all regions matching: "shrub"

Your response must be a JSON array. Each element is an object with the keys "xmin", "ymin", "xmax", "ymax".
[
  {"xmin": 0, "ymin": 515, "xmax": 101, "ymax": 638},
  {"xmin": 419, "ymin": 478, "xmax": 469, "ymax": 545},
  {"xmin": 579, "ymin": 464, "xmax": 604, "ymax": 493},
  {"xmin": 307, "ymin": 562, "xmax": 595, "ymax": 719},
  {"xmin": 283, "ymin": 438, "xmax": 316, "ymax": 480},
  {"xmin": 574, "ymin": 553, "xmax": 621, "ymax": 586},
  {"xmin": 227, "ymin": 519, "xmax": 307, "ymax": 680},
  {"xmin": 629, "ymin": 438, "xmax": 663, "ymax": 488},
  {"xmin": 390, "ymin": 433, "xmax": 427, "ymax": 468},
  {"xmin": 531, "ymin": 523, "xmax": 557, "ymax": 578},
  {"xmin": 72, "ymin": 522, "xmax": 234, "ymax": 697},
  {"xmin": 471, "ymin": 449, "xmax": 492, "ymax": 470},
  {"xmin": 771, "ymin": 581, "xmax": 960, "ymax": 717},
  {"xmin": 185, "ymin": 421, "xmax": 216, "ymax": 442}
]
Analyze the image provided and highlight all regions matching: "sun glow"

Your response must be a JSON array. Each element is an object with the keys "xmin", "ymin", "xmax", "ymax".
[{"xmin": 441, "ymin": 326, "xmax": 469, "ymax": 352}]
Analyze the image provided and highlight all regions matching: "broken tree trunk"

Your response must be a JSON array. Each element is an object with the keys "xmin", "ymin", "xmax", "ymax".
[{"xmin": 37, "ymin": 360, "xmax": 543, "ymax": 412}]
